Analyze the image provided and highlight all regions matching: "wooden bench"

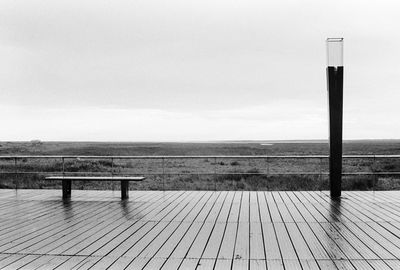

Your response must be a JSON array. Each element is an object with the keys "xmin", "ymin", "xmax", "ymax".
[{"xmin": 45, "ymin": 176, "xmax": 145, "ymax": 199}]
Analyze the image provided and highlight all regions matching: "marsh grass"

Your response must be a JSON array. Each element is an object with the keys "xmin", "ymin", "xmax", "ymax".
[{"xmin": 1, "ymin": 141, "xmax": 400, "ymax": 191}]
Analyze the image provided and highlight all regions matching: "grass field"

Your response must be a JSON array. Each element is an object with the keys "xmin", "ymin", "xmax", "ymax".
[{"xmin": 1, "ymin": 140, "xmax": 400, "ymax": 191}]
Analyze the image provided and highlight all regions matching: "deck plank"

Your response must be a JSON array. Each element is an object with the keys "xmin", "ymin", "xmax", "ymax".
[
  {"xmin": 125, "ymin": 192, "xmax": 215, "ymax": 268},
  {"xmin": 0, "ymin": 189, "xmax": 399, "ymax": 269},
  {"xmin": 310, "ymin": 191, "xmax": 400, "ymax": 260}
]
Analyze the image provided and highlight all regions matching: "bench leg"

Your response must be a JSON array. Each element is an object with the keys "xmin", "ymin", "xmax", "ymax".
[
  {"xmin": 121, "ymin": 180, "xmax": 129, "ymax": 199},
  {"xmin": 62, "ymin": 179, "xmax": 71, "ymax": 199}
]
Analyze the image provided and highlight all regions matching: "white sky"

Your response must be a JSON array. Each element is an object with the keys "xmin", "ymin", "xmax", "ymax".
[{"xmin": 1, "ymin": 0, "xmax": 399, "ymax": 141}]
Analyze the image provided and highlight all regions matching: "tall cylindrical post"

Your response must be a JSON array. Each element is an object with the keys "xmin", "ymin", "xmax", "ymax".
[{"xmin": 326, "ymin": 38, "xmax": 344, "ymax": 198}]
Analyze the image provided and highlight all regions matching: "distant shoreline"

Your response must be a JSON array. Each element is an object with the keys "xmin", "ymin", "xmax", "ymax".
[{"xmin": 2, "ymin": 139, "xmax": 400, "ymax": 144}]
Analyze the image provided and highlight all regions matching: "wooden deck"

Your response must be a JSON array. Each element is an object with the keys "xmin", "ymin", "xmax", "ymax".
[{"xmin": 0, "ymin": 190, "xmax": 400, "ymax": 270}]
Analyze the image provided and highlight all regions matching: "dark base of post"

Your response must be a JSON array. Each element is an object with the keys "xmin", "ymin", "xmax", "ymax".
[
  {"xmin": 62, "ymin": 179, "xmax": 71, "ymax": 199},
  {"xmin": 327, "ymin": 66, "xmax": 343, "ymax": 198},
  {"xmin": 121, "ymin": 180, "xmax": 129, "ymax": 199},
  {"xmin": 330, "ymin": 161, "xmax": 342, "ymax": 198}
]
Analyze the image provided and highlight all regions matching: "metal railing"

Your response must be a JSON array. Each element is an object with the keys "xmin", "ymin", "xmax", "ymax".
[{"xmin": 0, "ymin": 155, "xmax": 399, "ymax": 190}]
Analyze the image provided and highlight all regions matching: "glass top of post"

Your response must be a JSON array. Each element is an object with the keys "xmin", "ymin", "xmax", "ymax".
[{"xmin": 326, "ymin": 38, "xmax": 343, "ymax": 67}]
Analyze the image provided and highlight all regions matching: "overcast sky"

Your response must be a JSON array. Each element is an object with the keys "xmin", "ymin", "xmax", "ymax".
[{"xmin": 1, "ymin": 0, "xmax": 399, "ymax": 141}]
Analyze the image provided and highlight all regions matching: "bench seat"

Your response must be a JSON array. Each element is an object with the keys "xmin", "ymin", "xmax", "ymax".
[{"xmin": 45, "ymin": 176, "xmax": 145, "ymax": 199}]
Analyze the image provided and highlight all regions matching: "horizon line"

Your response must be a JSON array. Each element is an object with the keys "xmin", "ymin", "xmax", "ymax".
[{"xmin": 2, "ymin": 139, "xmax": 400, "ymax": 144}]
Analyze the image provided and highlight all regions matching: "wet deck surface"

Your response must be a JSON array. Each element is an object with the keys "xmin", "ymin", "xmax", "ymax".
[{"xmin": 0, "ymin": 189, "xmax": 400, "ymax": 269}]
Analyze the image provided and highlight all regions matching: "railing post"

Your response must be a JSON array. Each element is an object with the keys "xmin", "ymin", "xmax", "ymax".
[
  {"xmin": 373, "ymin": 155, "xmax": 376, "ymax": 192},
  {"xmin": 111, "ymin": 158, "xmax": 114, "ymax": 176},
  {"xmin": 14, "ymin": 157, "xmax": 18, "ymax": 190},
  {"xmin": 111, "ymin": 158, "xmax": 114, "ymax": 191},
  {"xmin": 265, "ymin": 157, "xmax": 269, "ymax": 190},
  {"xmin": 319, "ymin": 157, "xmax": 323, "ymax": 187},
  {"xmin": 162, "ymin": 157, "xmax": 165, "ymax": 191},
  {"xmin": 62, "ymin": 157, "xmax": 65, "ymax": 176},
  {"xmin": 214, "ymin": 157, "xmax": 217, "ymax": 191}
]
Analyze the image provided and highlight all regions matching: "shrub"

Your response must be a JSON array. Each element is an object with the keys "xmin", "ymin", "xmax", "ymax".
[
  {"xmin": 246, "ymin": 168, "xmax": 260, "ymax": 174},
  {"xmin": 236, "ymin": 182, "xmax": 245, "ymax": 190}
]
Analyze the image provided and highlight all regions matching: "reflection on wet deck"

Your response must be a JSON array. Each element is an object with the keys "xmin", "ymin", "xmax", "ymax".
[{"xmin": 0, "ymin": 189, "xmax": 400, "ymax": 269}]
